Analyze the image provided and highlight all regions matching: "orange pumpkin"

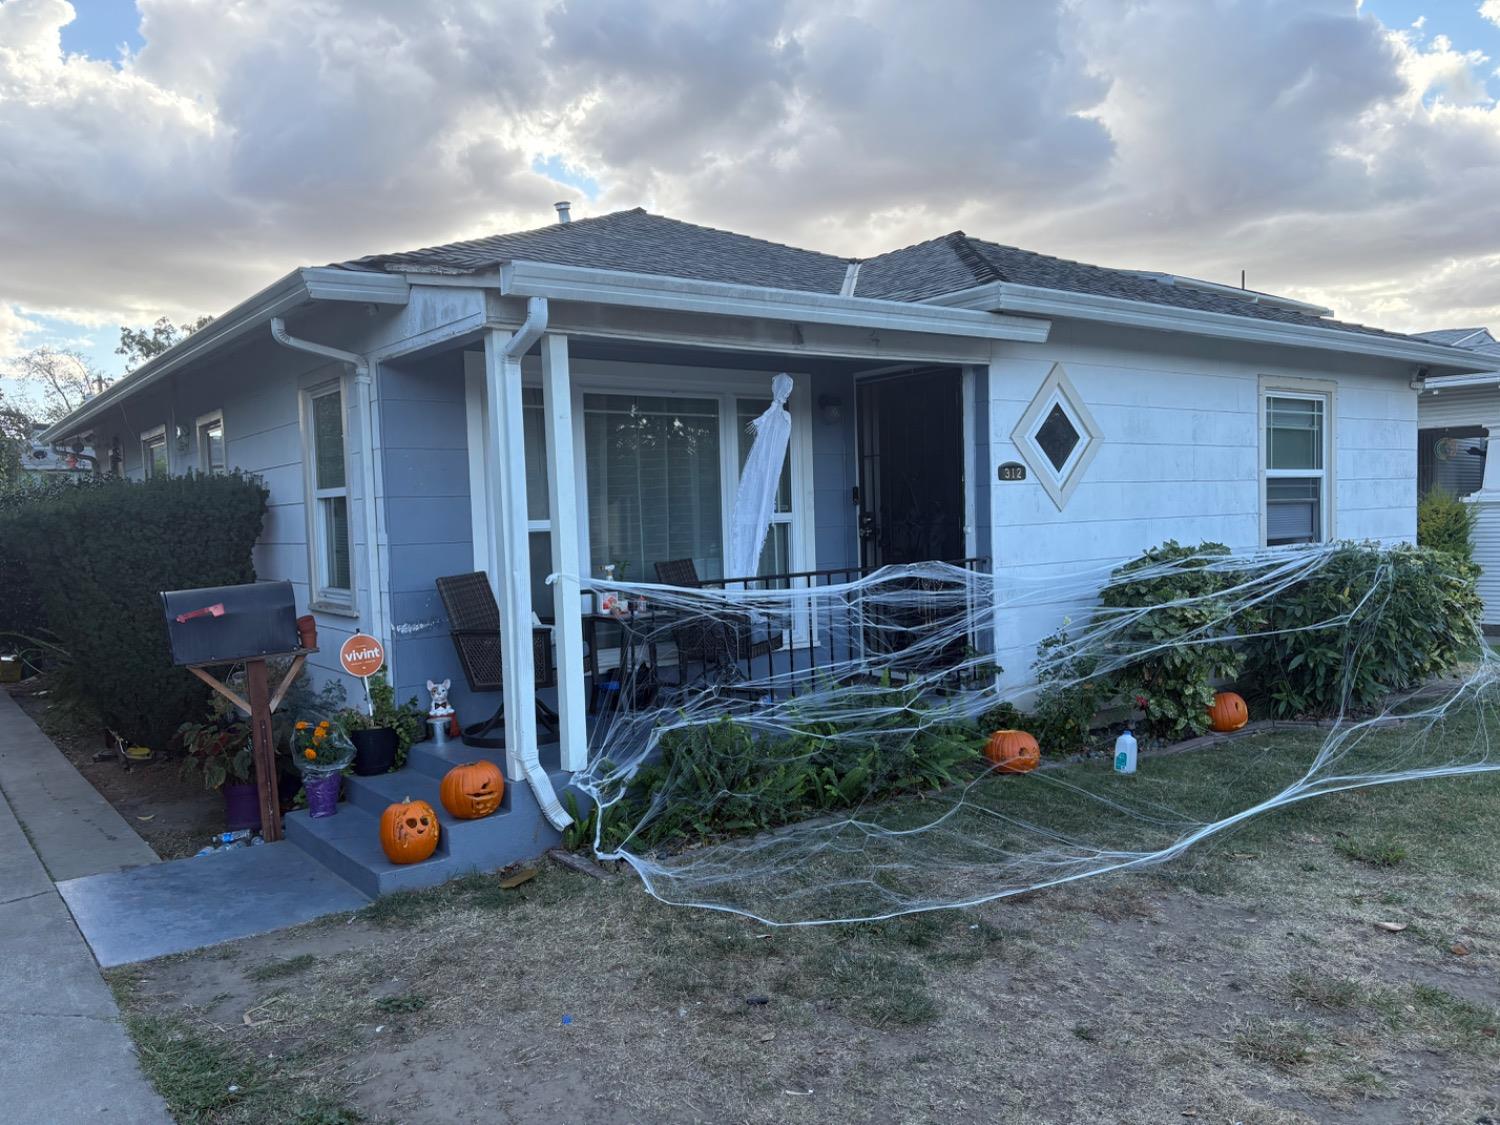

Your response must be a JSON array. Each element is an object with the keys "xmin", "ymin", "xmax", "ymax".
[
  {"xmin": 439, "ymin": 760, "xmax": 505, "ymax": 820},
  {"xmin": 1208, "ymin": 691, "xmax": 1249, "ymax": 733},
  {"xmin": 984, "ymin": 729, "xmax": 1040, "ymax": 773},
  {"xmin": 380, "ymin": 797, "xmax": 440, "ymax": 864}
]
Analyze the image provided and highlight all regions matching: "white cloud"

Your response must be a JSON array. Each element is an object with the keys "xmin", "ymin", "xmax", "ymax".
[
  {"xmin": 0, "ymin": 0, "xmax": 1498, "ymax": 354},
  {"xmin": 1482, "ymin": 1, "xmax": 1500, "ymax": 30}
]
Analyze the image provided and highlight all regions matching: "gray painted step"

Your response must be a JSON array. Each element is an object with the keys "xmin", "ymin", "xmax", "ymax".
[{"xmin": 283, "ymin": 756, "xmax": 570, "ymax": 897}]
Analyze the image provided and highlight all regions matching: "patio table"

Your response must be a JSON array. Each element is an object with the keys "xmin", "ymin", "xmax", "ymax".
[{"xmin": 583, "ymin": 611, "xmax": 660, "ymax": 712}]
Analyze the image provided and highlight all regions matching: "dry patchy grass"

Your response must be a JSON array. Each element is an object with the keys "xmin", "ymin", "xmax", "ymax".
[{"xmin": 112, "ymin": 723, "xmax": 1500, "ymax": 1124}]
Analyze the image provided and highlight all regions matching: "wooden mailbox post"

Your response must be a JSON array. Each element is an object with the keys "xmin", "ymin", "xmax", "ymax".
[{"xmin": 161, "ymin": 581, "xmax": 308, "ymax": 844}]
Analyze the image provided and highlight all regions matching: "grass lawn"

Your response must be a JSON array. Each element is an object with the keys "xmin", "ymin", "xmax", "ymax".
[{"xmin": 110, "ymin": 720, "xmax": 1500, "ymax": 1124}]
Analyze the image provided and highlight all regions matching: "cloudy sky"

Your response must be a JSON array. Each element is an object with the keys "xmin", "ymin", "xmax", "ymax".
[{"xmin": 1, "ymin": 0, "xmax": 1499, "ymax": 386}]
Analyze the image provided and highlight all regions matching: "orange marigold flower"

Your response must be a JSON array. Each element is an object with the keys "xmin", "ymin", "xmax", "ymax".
[
  {"xmin": 295, "ymin": 721, "xmax": 310, "ymax": 730},
  {"xmin": 303, "ymin": 748, "xmax": 316, "ymax": 760}
]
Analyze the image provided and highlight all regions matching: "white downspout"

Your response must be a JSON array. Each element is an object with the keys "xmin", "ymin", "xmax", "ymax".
[
  {"xmin": 269, "ymin": 318, "xmax": 389, "ymax": 681},
  {"xmin": 499, "ymin": 298, "xmax": 571, "ymax": 829}
]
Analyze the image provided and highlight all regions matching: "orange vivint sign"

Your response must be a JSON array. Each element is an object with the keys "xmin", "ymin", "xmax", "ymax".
[{"xmin": 339, "ymin": 633, "xmax": 385, "ymax": 679}]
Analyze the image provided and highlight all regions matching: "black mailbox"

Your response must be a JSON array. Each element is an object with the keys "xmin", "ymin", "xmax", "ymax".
[{"xmin": 160, "ymin": 581, "xmax": 299, "ymax": 667}]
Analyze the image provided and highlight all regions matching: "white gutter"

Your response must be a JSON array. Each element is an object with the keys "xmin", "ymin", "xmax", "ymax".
[
  {"xmin": 923, "ymin": 281, "xmax": 1491, "ymax": 373},
  {"xmin": 496, "ymin": 297, "xmax": 572, "ymax": 830},
  {"xmin": 269, "ymin": 318, "xmax": 389, "ymax": 686},
  {"xmin": 499, "ymin": 259, "xmax": 1051, "ymax": 343},
  {"xmin": 1423, "ymin": 369, "xmax": 1500, "ymax": 392},
  {"xmin": 39, "ymin": 267, "xmax": 409, "ymax": 444}
]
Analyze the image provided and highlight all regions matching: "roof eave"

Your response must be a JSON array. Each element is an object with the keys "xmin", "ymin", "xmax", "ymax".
[
  {"xmin": 496, "ymin": 259, "xmax": 1052, "ymax": 343},
  {"xmin": 923, "ymin": 281, "xmax": 1489, "ymax": 373},
  {"xmin": 38, "ymin": 267, "xmax": 410, "ymax": 443}
]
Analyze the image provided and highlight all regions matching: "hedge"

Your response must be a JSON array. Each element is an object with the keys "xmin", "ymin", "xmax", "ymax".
[{"xmin": 1, "ymin": 472, "xmax": 269, "ymax": 747}]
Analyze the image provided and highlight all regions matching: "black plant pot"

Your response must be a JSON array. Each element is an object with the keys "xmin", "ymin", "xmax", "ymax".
[{"xmin": 350, "ymin": 727, "xmax": 399, "ymax": 776}]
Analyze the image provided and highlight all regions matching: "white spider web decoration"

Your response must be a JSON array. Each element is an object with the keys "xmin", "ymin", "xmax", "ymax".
[{"xmin": 567, "ymin": 545, "xmax": 1497, "ymax": 925}]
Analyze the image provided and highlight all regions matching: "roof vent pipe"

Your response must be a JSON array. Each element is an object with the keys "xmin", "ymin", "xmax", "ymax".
[{"xmin": 554, "ymin": 201, "xmax": 572, "ymax": 224}]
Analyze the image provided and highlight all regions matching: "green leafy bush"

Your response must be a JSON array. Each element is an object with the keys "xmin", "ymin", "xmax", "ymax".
[
  {"xmin": 1417, "ymin": 488, "xmax": 1476, "ymax": 563},
  {"xmin": 0, "ymin": 475, "xmax": 112, "ymax": 646},
  {"xmin": 600, "ymin": 688, "xmax": 976, "ymax": 852},
  {"xmin": 1, "ymin": 472, "xmax": 269, "ymax": 748},
  {"xmin": 1097, "ymin": 541, "xmax": 1247, "ymax": 741},
  {"xmin": 1026, "ymin": 625, "xmax": 1105, "ymax": 755},
  {"xmin": 1242, "ymin": 542, "xmax": 1480, "ymax": 718}
]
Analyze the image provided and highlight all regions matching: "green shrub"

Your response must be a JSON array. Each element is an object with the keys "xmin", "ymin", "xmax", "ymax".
[
  {"xmin": 1027, "ymin": 625, "xmax": 1105, "ymax": 755},
  {"xmin": 1242, "ymin": 542, "xmax": 1480, "ymax": 718},
  {"xmin": 1097, "ymin": 541, "xmax": 1247, "ymax": 741},
  {"xmin": 601, "ymin": 689, "xmax": 976, "ymax": 852},
  {"xmin": 1, "ymin": 472, "xmax": 269, "ymax": 748},
  {"xmin": 1417, "ymin": 488, "xmax": 1476, "ymax": 563},
  {"xmin": 0, "ymin": 475, "xmax": 112, "ymax": 645}
]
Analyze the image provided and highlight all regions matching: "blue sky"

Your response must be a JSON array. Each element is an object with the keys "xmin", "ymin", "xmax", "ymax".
[{"xmin": 57, "ymin": 0, "xmax": 143, "ymax": 62}]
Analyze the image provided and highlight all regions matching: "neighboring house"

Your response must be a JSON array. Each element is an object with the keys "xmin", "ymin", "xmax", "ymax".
[
  {"xmin": 38, "ymin": 207, "xmax": 1487, "ymax": 828},
  {"xmin": 1415, "ymin": 326, "xmax": 1500, "ymax": 625}
]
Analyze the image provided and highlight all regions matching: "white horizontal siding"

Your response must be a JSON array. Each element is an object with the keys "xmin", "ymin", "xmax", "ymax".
[
  {"xmin": 986, "ymin": 327, "xmax": 1418, "ymax": 687},
  {"xmin": 1470, "ymin": 502, "xmax": 1500, "ymax": 626}
]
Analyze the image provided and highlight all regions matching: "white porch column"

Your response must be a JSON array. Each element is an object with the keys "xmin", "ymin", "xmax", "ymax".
[
  {"xmin": 484, "ymin": 327, "xmax": 537, "ymax": 782},
  {"xmin": 1465, "ymin": 423, "xmax": 1500, "ymax": 628},
  {"xmin": 541, "ymin": 333, "xmax": 588, "ymax": 771}
]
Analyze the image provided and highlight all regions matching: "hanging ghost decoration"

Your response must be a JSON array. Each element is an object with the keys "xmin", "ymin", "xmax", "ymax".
[{"xmin": 727, "ymin": 373, "xmax": 794, "ymax": 579}]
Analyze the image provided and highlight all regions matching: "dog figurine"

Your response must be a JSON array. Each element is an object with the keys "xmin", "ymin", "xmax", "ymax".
[{"xmin": 426, "ymin": 678, "xmax": 454, "ymax": 718}]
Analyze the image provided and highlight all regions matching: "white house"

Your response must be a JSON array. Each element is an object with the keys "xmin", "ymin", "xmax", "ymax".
[
  {"xmin": 39, "ymin": 207, "xmax": 1487, "ymax": 864},
  {"xmin": 1415, "ymin": 326, "xmax": 1500, "ymax": 625}
]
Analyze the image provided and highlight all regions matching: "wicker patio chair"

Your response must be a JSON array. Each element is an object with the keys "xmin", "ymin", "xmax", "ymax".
[
  {"xmin": 653, "ymin": 558, "xmax": 783, "ymax": 675},
  {"xmin": 436, "ymin": 572, "xmax": 558, "ymax": 749}
]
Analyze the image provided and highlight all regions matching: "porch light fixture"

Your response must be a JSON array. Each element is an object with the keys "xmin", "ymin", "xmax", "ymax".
[
  {"xmin": 817, "ymin": 393, "xmax": 843, "ymax": 425},
  {"xmin": 1011, "ymin": 362, "xmax": 1102, "ymax": 510}
]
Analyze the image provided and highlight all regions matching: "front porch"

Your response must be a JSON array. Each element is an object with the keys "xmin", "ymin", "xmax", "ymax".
[{"xmin": 377, "ymin": 298, "xmax": 1006, "ymax": 813}]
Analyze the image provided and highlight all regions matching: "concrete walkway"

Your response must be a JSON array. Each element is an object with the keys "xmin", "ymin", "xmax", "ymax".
[{"xmin": 0, "ymin": 690, "xmax": 171, "ymax": 1123}]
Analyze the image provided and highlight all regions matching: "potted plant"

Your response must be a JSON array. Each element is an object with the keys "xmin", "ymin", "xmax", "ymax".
[
  {"xmin": 178, "ymin": 717, "xmax": 260, "ymax": 830},
  {"xmin": 339, "ymin": 668, "xmax": 426, "ymax": 775},
  {"xmin": 292, "ymin": 718, "xmax": 355, "ymax": 817}
]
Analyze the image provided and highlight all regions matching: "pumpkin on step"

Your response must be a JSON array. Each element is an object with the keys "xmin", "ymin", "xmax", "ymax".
[
  {"xmin": 984, "ymin": 729, "xmax": 1040, "ymax": 774},
  {"xmin": 1208, "ymin": 691, "xmax": 1249, "ymax": 733},
  {"xmin": 440, "ymin": 760, "xmax": 505, "ymax": 820},
  {"xmin": 380, "ymin": 797, "xmax": 440, "ymax": 864}
]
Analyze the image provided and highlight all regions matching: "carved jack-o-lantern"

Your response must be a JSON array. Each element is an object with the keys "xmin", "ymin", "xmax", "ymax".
[
  {"xmin": 439, "ymin": 760, "xmax": 505, "ymax": 820},
  {"xmin": 1208, "ymin": 691, "xmax": 1249, "ymax": 733},
  {"xmin": 984, "ymin": 729, "xmax": 1041, "ymax": 774},
  {"xmin": 380, "ymin": 797, "xmax": 440, "ymax": 864}
]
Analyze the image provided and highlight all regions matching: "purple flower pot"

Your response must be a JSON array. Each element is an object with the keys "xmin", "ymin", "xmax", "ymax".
[
  {"xmin": 304, "ymin": 773, "xmax": 341, "ymax": 818},
  {"xmin": 222, "ymin": 782, "xmax": 262, "ymax": 831}
]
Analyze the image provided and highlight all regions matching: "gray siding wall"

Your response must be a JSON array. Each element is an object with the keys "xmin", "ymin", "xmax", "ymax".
[{"xmin": 379, "ymin": 352, "xmax": 475, "ymax": 714}]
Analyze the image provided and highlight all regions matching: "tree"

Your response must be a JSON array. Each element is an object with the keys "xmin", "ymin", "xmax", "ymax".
[
  {"xmin": 116, "ymin": 315, "xmax": 213, "ymax": 371},
  {"xmin": 2, "ymin": 347, "xmax": 107, "ymax": 422},
  {"xmin": 0, "ymin": 388, "xmax": 35, "ymax": 489}
]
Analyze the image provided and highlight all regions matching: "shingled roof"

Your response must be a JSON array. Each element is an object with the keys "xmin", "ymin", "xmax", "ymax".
[{"xmin": 338, "ymin": 208, "xmax": 1415, "ymax": 342}]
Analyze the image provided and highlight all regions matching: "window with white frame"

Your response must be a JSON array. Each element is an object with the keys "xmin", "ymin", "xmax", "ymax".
[
  {"xmin": 1010, "ymin": 363, "xmax": 1102, "ymax": 510},
  {"xmin": 1264, "ymin": 391, "xmax": 1330, "ymax": 546},
  {"xmin": 140, "ymin": 426, "xmax": 168, "ymax": 479},
  {"xmin": 196, "ymin": 411, "xmax": 225, "ymax": 474},
  {"xmin": 303, "ymin": 381, "xmax": 354, "ymax": 609},
  {"xmin": 577, "ymin": 388, "xmax": 802, "ymax": 585}
]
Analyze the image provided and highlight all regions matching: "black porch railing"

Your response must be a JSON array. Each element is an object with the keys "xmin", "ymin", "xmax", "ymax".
[{"xmin": 597, "ymin": 557, "xmax": 991, "ymax": 707}]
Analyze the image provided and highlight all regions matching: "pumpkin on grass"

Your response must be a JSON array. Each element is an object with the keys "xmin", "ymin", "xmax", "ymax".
[
  {"xmin": 1208, "ymin": 691, "xmax": 1249, "ymax": 733},
  {"xmin": 984, "ymin": 729, "xmax": 1040, "ymax": 774},
  {"xmin": 440, "ymin": 760, "xmax": 505, "ymax": 820},
  {"xmin": 380, "ymin": 797, "xmax": 440, "ymax": 864}
]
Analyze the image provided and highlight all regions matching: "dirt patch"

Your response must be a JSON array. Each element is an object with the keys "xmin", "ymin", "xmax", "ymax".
[{"xmin": 7, "ymin": 679, "xmax": 222, "ymax": 859}]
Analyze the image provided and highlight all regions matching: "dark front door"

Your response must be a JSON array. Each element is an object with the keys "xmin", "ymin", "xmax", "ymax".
[{"xmin": 856, "ymin": 367, "xmax": 965, "ymax": 568}]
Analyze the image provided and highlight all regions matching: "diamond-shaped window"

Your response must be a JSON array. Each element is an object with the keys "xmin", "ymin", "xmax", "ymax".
[
  {"xmin": 1010, "ymin": 363, "xmax": 1103, "ymax": 511},
  {"xmin": 1035, "ymin": 404, "xmax": 1080, "ymax": 471}
]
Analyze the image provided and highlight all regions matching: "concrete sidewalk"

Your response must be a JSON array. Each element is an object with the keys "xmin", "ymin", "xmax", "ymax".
[{"xmin": 0, "ymin": 690, "xmax": 170, "ymax": 1123}]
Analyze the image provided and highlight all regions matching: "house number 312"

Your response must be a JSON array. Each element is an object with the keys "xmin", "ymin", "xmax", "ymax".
[{"xmin": 997, "ymin": 461, "xmax": 1027, "ymax": 482}]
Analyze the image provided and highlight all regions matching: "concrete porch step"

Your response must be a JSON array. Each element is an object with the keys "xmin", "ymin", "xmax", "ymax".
[{"xmin": 283, "ymin": 751, "xmax": 572, "ymax": 897}]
